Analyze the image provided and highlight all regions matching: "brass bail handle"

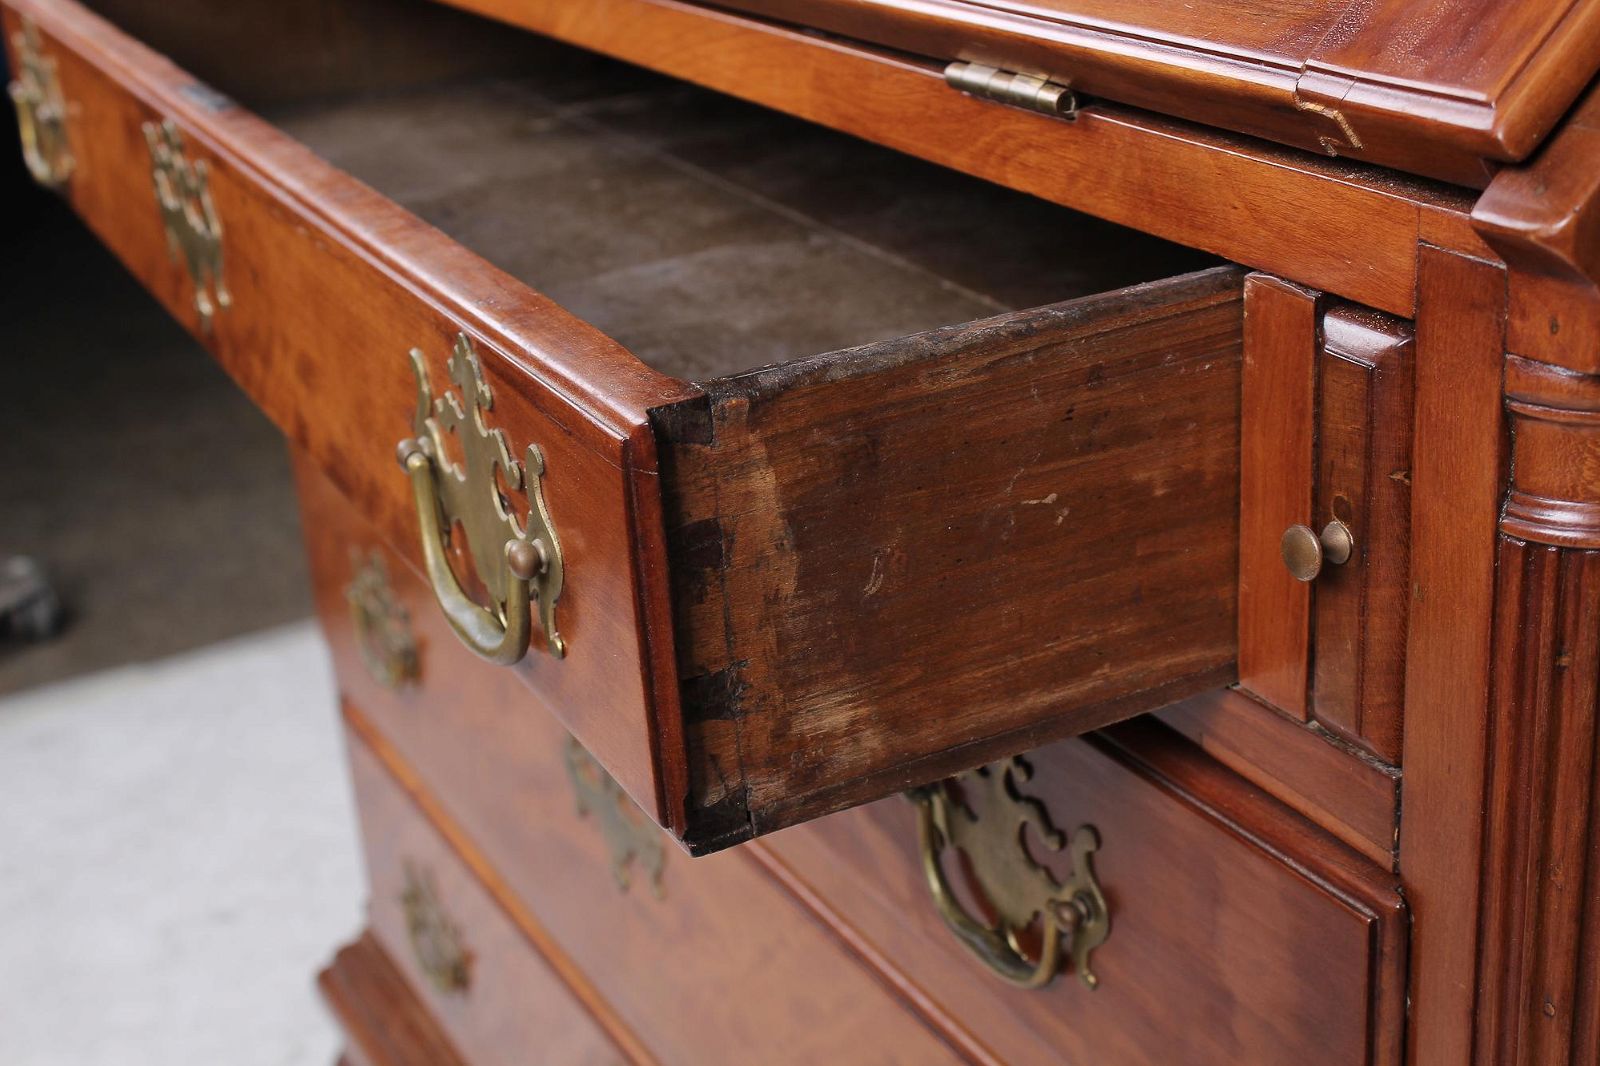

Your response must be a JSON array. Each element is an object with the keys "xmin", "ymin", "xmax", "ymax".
[
  {"xmin": 9, "ymin": 18, "xmax": 75, "ymax": 189},
  {"xmin": 909, "ymin": 759, "xmax": 1111, "ymax": 991},
  {"xmin": 398, "ymin": 334, "xmax": 566, "ymax": 666},
  {"xmin": 397, "ymin": 437, "xmax": 538, "ymax": 665}
]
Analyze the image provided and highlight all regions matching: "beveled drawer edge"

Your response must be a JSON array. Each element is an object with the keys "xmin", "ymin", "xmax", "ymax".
[
  {"xmin": 343, "ymin": 699, "xmax": 661, "ymax": 1066},
  {"xmin": 1098, "ymin": 721, "xmax": 1407, "ymax": 1066}
]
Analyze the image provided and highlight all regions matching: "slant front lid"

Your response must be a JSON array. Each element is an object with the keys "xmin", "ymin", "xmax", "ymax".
[{"xmin": 715, "ymin": 0, "xmax": 1600, "ymax": 187}]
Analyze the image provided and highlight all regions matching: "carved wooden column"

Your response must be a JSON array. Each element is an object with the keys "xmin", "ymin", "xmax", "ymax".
[{"xmin": 1475, "ymin": 357, "xmax": 1600, "ymax": 1066}]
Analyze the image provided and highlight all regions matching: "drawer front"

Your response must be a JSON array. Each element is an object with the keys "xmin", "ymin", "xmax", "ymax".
[
  {"xmin": 755, "ymin": 721, "xmax": 1407, "ymax": 1066},
  {"xmin": 345, "ymin": 708, "xmax": 975, "ymax": 1066},
  {"xmin": 320, "ymin": 439, "xmax": 1405, "ymax": 1066},
  {"xmin": 304, "ymin": 456, "xmax": 971, "ymax": 1063},
  {"xmin": 348, "ymin": 733, "xmax": 633, "ymax": 1066},
  {"xmin": 1, "ymin": 0, "xmax": 691, "ymax": 826}
]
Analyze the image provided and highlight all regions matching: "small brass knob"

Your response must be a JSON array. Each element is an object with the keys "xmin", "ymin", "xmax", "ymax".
[{"xmin": 1280, "ymin": 520, "xmax": 1354, "ymax": 582}]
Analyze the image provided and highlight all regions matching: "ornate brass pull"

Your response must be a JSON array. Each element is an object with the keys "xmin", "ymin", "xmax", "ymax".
[
  {"xmin": 910, "ymin": 757, "xmax": 1110, "ymax": 990},
  {"xmin": 346, "ymin": 550, "xmax": 420, "ymax": 689},
  {"xmin": 564, "ymin": 737, "xmax": 665, "ymax": 898},
  {"xmin": 397, "ymin": 333, "xmax": 565, "ymax": 665},
  {"xmin": 399, "ymin": 861, "xmax": 473, "ymax": 995},
  {"xmin": 8, "ymin": 18, "xmax": 74, "ymax": 188},
  {"xmin": 143, "ymin": 118, "xmax": 230, "ymax": 328}
]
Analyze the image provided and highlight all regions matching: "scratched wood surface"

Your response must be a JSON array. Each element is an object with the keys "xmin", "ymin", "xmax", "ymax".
[{"xmin": 658, "ymin": 268, "xmax": 1244, "ymax": 846}]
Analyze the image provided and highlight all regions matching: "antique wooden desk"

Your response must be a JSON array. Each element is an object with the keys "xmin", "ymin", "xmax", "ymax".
[{"xmin": 9, "ymin": 0, "xmax": 1600, "ymax": 1062}]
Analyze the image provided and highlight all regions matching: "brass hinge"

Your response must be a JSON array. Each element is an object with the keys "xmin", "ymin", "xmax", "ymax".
[{"xmin": 944, "ymin": 61, "xmax": 1078, "ymax": 119}]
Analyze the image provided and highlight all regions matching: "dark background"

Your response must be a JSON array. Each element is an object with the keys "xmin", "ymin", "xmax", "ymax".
[{"xmin": 0, "ymin": 77, "xmax": 309, "ymax": 694}]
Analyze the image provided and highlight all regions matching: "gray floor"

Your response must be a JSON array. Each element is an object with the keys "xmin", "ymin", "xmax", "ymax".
[
  {"xmin": 0, "ymin": 623, "xmax": 361, "ymax": 1066},
  {"xmin": 0, "ymin": 186, "xmax": 311, "ymax": 694},
  {"xmin": 1, "ymin": 133, "xmax": 348, "ymax": 1064}
]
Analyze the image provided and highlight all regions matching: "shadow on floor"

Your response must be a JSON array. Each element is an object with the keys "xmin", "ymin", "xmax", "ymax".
[{"xmin": 0, "ymin": 169, "xmax": 310, "ymax": 695}]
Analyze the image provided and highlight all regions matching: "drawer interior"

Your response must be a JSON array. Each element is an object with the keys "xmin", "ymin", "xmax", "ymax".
[
  {"xmin": 89, "ymin": 0, "xmax": 1216, "ymax": 383},
  {"xmin": 264, "ymin": 76, "xmax": 1215, "ymax": 381}
]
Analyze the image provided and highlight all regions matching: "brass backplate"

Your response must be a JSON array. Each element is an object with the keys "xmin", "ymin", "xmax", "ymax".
[
  {"xmin": 345, "ymin": 550, "xmax": 420, "ymax": 689},
  {"xmin": 408, "ymin": 333, "xmax": 565, "ymax": 658},
  {"xmin": 400, "ymin": 860, "xmax": 473, "ymax": 995},
  {"xmin": 563, "ymin": 737, "xmax": 665, "ymax": 898},
  {"xmin": 143, "ymin": 118, "xmax": 230, "ymax": 327},
  {"xmin": 8, "ymin": 18, "xmax": 74, "ymax": 187},
  {"xmin": 913, "ymin": 756, "xmax": 1110, "ymax": 989}
]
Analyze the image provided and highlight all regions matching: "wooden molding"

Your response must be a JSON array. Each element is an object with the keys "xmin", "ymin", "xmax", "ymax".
[
  {"xmin": 1475, "ymin": 83, "xmax": 1600, "ymax": 376},
  {"xmin": 1503, "ymin": 355, "xmax": 1600, "ymax": 549},
  {"xmin": 1476, "ymin": 540, "xmax": 1600, "ymax": 1065},
  {"xmin": 1400, "ymin": 247, "xmax": 1509, "ymax": 1065},
  {"xmin": 1236, "ymin": 274, "xmax": 1319, "ymax": 718},
  {"xmin": 1469, "ymin": 299, "xmax": 1600, "ymax": 1062},
  {"xmin": 319, "ymin": 933, "xmax": 470, "ymax": 1066}
]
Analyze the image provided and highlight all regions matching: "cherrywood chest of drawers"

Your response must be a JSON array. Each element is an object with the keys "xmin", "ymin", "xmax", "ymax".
[{"xmin": 10, "ymin": 0, "xmax": 1600, "ymax": 1062}]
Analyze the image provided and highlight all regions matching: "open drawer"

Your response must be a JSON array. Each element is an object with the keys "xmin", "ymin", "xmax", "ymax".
[{"xmin": 5, "ymin": 0, "xmax": 1242, "ymax": 850}]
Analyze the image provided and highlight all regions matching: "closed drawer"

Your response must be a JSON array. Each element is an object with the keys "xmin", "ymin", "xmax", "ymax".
[
  {"xmin": 756, "ymin": 720, "xmax": 1408, "ymax": 1066},
  {"xmin": 306, "ymin": 453, "xmax": 974, "ymax": 1063},
  {"xmin": 347, "ymin": 735, "xmax": 631, "ymax": 1066},
  {"xmin": 345, "ymin": 691, "xmax": 977, "ymax": 1066},
  {"xmin": 8, "ymin": 0, "xmax": 1240, "ymax": 849},
  {"xmin": 305, "ymin": 455, "xmax": 1403, "ymax": 1065}
]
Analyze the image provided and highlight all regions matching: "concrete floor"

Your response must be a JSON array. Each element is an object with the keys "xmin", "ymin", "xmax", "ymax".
[
  {"xmin": 0, "ymin": 623, "xmax": 362, "ymax": 1066},
  {"xmin": 1, "ymin": 133, "xmax": 352, "ymax": 1063}
]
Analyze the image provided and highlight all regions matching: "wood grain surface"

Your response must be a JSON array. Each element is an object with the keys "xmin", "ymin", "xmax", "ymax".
[
  {"xmin": 1312, "ymin": 307, "xmax": 1413, "ymax": 762},
  {"xmin": 1, "ymin": 0, "xmax": 695, "ymax": 832},
  {"xmin": 320, "ymin": 934, "xmax": 473, "ymax": 1066},
  {"xmin": 755, "ymin": 719, "xmax": 1406, "ymax": 1066},
  {"xmin": 657, "ymin": 268, "xmax": 1244, "ymax": 846},
  {"xmin": 1475, "ymin": 82, "xmax": 1600, "ymax": 376},
  {"xmin": 8, "ymin": 0, "xmax": 1249, "ymax": 849},
  {"xmin": 1158, "ymin": 688, "xmax": 1400, "ymax": 868},
  {"xmin": 342, "ymin": 703, "xmax": 975, "ymax": 1066},
  {"xmin": 1237, "ymin": 274, "xmax": 1318, "ymax": 717},
  {"xmin": 1400, "ymin": 246, "xmax": 1508, "ymax": 1066},
  {"xmin": 349, "ymin": 735, "xmax": 647, "ymax": 1066},
  {"xmin": 676, "ymin": 0, "xmax": 1600, "ymax": 184},
  {"xmin": 1473, "ymin": 359, "xmax": 1600, "ymax": 1066}
]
